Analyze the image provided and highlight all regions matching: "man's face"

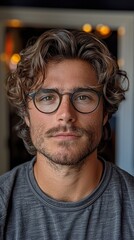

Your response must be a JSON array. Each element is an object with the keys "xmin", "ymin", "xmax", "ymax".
[{"xmin": 26, "ymin": 59, "xmax": 107, "ymax": 166}]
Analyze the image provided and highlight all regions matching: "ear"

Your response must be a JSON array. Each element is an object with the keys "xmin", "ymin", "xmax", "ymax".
[
  {"xmin": 103, "ymin": 112, "xmax": 108, "ymax": 126},
  {"xmin": 24, "ymin": 115, "xmax": 30, "ymax": 127}
]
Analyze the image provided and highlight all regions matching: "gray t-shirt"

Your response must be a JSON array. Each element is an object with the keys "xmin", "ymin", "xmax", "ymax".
[{"xmin": 0, "ymin": 158, "xmax": 134, "ymax": 240}]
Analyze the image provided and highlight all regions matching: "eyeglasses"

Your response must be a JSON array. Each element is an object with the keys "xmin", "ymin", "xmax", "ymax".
[{"xmin": 29, "ymin": 88, "xmax": 103, "ymax": 114}]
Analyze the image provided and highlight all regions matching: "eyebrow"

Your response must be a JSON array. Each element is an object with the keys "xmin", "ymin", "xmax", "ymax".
[{"xmin": 41, "ymin": 85, "xmax": 102, "ymax": 93}]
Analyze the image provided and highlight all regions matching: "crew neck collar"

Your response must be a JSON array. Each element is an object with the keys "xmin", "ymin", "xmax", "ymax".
[{"xmin": 27, "ymin": 158, "xmax": 112, "ymax": 212}]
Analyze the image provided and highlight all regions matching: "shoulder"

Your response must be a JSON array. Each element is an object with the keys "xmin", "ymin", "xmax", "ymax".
[
  {"xmin": 111, "ymin": 163, "xmax": 134, "ymax": 183},
  {"xmin": 0, "ymin": 160, "xmax": 31, "ymax": 187},
  {"xmin": 109, "ymin": 162, "xmax": 134, "ymax": 196},
  {"xmin": 0, "ymin": 160, "xmax": 32, "ymax": 219}
]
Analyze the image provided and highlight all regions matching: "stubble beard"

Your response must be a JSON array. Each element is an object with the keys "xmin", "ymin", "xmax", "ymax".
[{"xmin": 31, "ymin": 125, "xmax": 102, "ymax": 168}]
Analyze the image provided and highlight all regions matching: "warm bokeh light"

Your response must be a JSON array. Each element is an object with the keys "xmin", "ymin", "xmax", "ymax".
[
  {"xmin": 9, "ymin": 53, "xmax": 21, "ymax": 71},
  {"xmin": 96, "ymin": 24, "xmax": 111, "ymax": 36},
  {"xmin": 10, "ymin": 53, "xmax": 21, "ymax": 64},
  {"xmin": 6, "ymin": 19, "xmax": 23, "ymax": 28},
  {"xmin": 0, "ymin": 53, "xmax": 8, "ymax": 62},
  {"xmin": 118, "ymin": 27, "xmax": 126, "ymax": 36},
  {"xmin": 82, "ymin": 23, "xmax": 92, "ymax": 33},
  {"xmin": 5, "ymin": 32, "xmax": 14, "ymax": 58},
  {"xmin": 118, "ymin": 58, "xmax": 125, "ymax": 68}
]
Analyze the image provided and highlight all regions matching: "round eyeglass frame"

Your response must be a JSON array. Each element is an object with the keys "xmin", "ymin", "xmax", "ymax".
[{"xmin": 28, "ymin": 88, "xmax": 103, "ymax": 114}]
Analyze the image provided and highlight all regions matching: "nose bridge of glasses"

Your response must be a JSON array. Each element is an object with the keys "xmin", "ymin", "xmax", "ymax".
[{"xmin": 59, "ymin": 92, "xmax": 74, "ymax": 108}]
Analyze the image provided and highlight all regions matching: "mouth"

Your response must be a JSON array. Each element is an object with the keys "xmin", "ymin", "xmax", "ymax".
[{"xmin": 52, "ymin": 132, "xmax": 81, "ymax": 141}]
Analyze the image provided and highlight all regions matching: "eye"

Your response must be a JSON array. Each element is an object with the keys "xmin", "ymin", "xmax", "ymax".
[
  {"xmin": 36, "ymin": 93, "xmax": 58, "ymax": 104},
  {"xmin": 78, "ymin": 95, "xmax": 90, "ymax": 101},
  {"xmin": 74, "ymin": 92, "xmax": 95, "ymax": 103},
  {"xmin": 40, "ymin": 95, "xmax": 54, "ymax": 101}
]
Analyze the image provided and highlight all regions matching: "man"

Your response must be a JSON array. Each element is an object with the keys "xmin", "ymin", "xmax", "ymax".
[{"xmin": 0, "ymin": 29, "xmax": 134, "ymax": 239}]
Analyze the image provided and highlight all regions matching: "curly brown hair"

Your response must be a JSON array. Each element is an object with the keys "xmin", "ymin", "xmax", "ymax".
[{"xmin": 6, "ymin": 29, "xmax": 129, "ymax": 155}]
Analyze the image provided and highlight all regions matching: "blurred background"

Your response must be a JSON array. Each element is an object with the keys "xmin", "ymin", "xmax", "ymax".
[{"xmin": 0, "ymin": 0, "xmax": 134, "ymax": 175}]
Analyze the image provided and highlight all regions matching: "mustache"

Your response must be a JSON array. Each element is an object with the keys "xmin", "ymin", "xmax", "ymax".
[{"xmin": 46, "ymin": 126, "xmax": 89, "ymax": 137}]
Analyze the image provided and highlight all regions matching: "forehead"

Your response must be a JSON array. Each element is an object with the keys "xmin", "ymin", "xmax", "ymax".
[{"xmin": 42, "ymin": 59, "xmax": 98, "ymax": 90}]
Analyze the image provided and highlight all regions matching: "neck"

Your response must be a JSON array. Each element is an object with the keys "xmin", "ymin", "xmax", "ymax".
[{"xmin": 34, "ymin": 152, "xmax": 103, "ymax": 202}]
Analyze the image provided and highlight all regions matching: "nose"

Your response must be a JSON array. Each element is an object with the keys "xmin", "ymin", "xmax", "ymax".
[{"xmin": 56, "ymin": 95, "xmax": 77, "ymax": 124}]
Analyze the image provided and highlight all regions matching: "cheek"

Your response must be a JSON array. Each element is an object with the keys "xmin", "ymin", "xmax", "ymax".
[
  {"xmin": 81, "ymin": 111, "xmax": 105, "ymax": 138},
  {"xmin": 28, "ymin": 111, "xmax": 53, "ymax": 133},
  {"xmin": 82, "ymin": 111, "xmax": 104, "ymax": 127},
  {"xmin": 27, "ymin": 101, "xmax": 49, "ymax": 125},
  {"xmin": 80, "ymin": 117, "xmax": 102, "ymax": 141}
]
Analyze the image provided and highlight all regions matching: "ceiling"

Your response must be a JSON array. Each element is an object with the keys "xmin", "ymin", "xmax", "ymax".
[{"xmin": 0, "ymin": 0, "xmax": 134, "ymax": 11}]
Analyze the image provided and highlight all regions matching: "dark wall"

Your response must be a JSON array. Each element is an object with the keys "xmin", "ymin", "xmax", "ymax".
[{"xmin": 0, "ymin": 0, "xmax": 134, "ymax": 10}]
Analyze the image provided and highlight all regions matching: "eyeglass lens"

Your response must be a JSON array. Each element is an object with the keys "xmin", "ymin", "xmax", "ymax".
[{"xmin": 33, "ymin": 89, "xmax": 101, "ymax": 114}]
